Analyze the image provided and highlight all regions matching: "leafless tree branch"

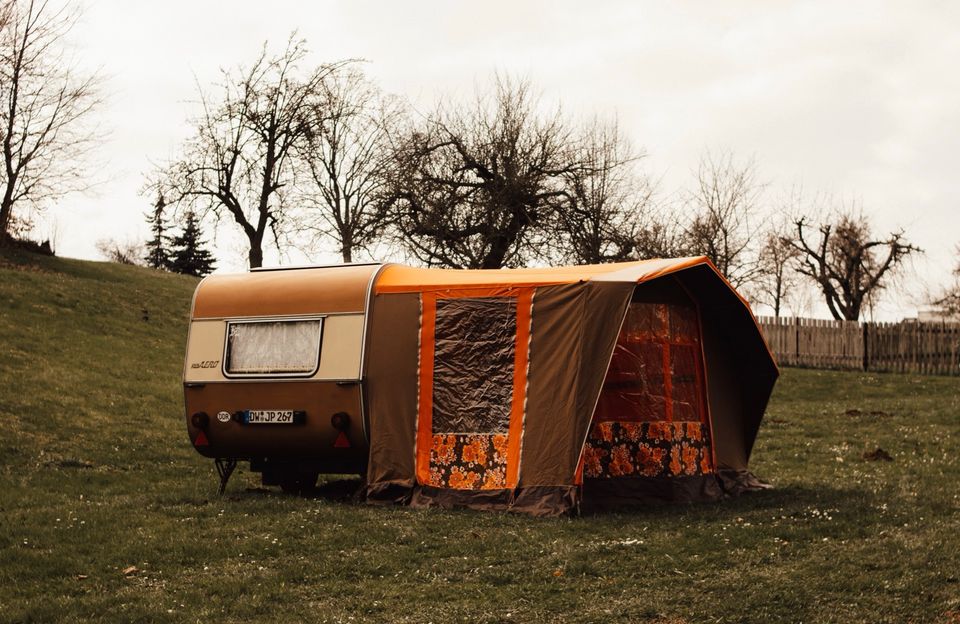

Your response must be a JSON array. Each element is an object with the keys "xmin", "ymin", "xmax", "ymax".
[
  {"xmin": 785, "ymin": 205, "xmax": 921, "ymax": 320},
  {"xmin": 295, "ymin": 66, "xmax": 402, "ymax": 262},
  {"xmin": 0, "ymin": 0, "xmax": 102, "ymax": 242},
  {"xmin": 550, "ymin": 116, "xmax": 660, "ymax": 265},
  {"xmin": 147, "ymin": 35, "xmax": 353, "ymax": 268},
  {"xmin": 386, "ymin": 74, "xmax": 580, "ymax": 269},
  {"xmin": 679, "ymin": 150, "xmax": 765, "ymax": 288}
]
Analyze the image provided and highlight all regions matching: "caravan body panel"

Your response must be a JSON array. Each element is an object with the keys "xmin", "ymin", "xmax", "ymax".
[{"xmin": 182, "ymin": 264, "xmax": 382, "ymax": 473}]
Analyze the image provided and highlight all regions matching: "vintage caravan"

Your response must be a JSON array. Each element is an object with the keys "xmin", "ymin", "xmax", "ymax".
[
  {"xmin": 183, "ymin": 258, "xmax": 778, "ymax": 514},
  {"xmin": 183, "ymin": 264, "xmax": 380, "ymax": 493}
]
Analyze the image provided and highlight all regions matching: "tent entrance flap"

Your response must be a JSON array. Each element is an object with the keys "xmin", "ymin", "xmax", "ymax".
[
  {"xmin": 583, "ymin": 291, "xmax": 715, "ymax": 481},
  {"xmin": 415, "ymin": 290, "xmax": 532, "ymax": 491}
]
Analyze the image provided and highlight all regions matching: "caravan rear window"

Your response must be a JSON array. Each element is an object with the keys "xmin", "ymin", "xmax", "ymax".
[{"xmin": 224, "ymin": 319, "xmax": 323, "ymax": 377}]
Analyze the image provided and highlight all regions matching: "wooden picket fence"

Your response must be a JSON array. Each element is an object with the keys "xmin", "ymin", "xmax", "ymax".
[{"xmin": 756, "ymin": 316, "xmax": 960, "ymax": 376}]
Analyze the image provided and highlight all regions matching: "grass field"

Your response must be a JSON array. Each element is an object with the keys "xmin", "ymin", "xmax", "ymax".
[{"xmin": 1, "ymin": 248, "xmax": 958, "ymax": 623}]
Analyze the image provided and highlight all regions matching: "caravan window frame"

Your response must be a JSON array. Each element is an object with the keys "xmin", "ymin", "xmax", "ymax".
[{"xmin": 221, "ymin": 316, "xmax": 325, "ymax": 379}]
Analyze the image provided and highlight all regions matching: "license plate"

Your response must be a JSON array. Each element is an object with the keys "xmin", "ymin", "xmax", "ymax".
[{"xmin": 246, "ymin": 409, "xmax": 295, "ymax": 424}]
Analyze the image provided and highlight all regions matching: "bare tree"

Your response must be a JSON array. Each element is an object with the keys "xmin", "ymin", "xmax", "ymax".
[
  {"xmin": 96, "ymin": 237, "xmax": 144, "ymax": 266},
  {"xmin": 756, "ymin": 226, "xmax": 801, "ymax": 317},
  {"xmin": 149, "ymin": 37, "xmax": 347, "ymax": 268},
  {"xmin": 787, "ymin": 210, "xmax": 920, "ymax": 321},
  {"xmin": 387, "ymin": 75, "xmax": 578, "ymax": 269},
  {"xmin": 552, "ymin": 117, "xmax": 658, "ymax": 265},
  {"xmin": 681, "ymin": 151, "xmax": 764, "ymax": 288},
  {"xmin": 754, "ymin": 190, "xmax": 805, "ymax": 317},
  {"xmin": 626, "ymin": 208, "xmax": 686, "ymax": 260},
  {"xmin": 931, "ymin": 244, "xmax": 960, "ymax": 316},
  {"xmin": 0, "ymin": 1, "xmax": 10, "ymax": 32},
  {"xmin": 297, "ymin": 67, "xmax": 402, "ymax": 263},
  {"xmin": 0, "ymin": 0, "xmax": 100, "ymax": 243}
]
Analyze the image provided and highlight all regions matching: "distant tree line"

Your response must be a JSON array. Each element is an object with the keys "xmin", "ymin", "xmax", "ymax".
[
  {"xmin": 141, "ymin": 37, "xmax": 925, "ymax": 320},
  {"xmin": 0, "ymin": 5, "xmax": 930, "ymax": 322}
]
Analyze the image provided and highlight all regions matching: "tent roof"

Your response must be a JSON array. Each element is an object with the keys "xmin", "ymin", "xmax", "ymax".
[
  {"xmin": 374, "ymin": 256, "xmax": 776, "ymax": 372},
  {"xmin": 374, "ymin": 257, "xmax": 712, "ymax": 293}
]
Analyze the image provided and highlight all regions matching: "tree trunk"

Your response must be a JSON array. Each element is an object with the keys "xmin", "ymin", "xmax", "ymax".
[
  {"xmin": 0, "ymin": 196, "xmax": 13, "ymax": 244},
  {"xmin": 341, "ymin": 230, "xmax": 353, "ymax": 263},
  {"xmin": 248, "ymin": 240, "xmax": 263, "ymax": 269},
  {"xmin": 480, "ymin": 216, "xmax": 521, "ymax": 269}
]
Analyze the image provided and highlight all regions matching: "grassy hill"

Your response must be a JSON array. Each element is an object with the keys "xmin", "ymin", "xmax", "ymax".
[{"xmin": 0, "ymin": 248, "xmax": 958, "ymax": 623}]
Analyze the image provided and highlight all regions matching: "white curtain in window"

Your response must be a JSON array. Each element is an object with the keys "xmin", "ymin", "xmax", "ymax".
[{"xmin": 226, "ymin": 320, "xmax": 322, "ymax": 374}]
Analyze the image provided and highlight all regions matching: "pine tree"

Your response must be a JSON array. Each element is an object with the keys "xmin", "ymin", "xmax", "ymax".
[
  {"xmin": 143, "ymin": 193, "xmax": 173, "ymax": 269},
  {"xmin": 169, "ymin": 210, "xmax": 217, "ymax": 277}
]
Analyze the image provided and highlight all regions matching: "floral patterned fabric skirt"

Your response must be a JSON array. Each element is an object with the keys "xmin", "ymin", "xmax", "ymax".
[
  {"xmin": 583, "ymin": 421, "xmax": 714, "ymax": 479},
  {"xmin": 427, "ymin": 433, "xmax": 509, "ymax": 490}
]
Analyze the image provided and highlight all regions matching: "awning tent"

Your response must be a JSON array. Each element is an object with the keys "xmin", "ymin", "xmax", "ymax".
[{"xmin": 363, "ymin": 257, "xmax": 778, "ymax": 516}]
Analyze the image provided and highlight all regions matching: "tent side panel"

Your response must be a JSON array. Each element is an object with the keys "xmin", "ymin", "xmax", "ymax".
[
  {"xmin": 364, "ymin": 293, "xmax": 421, "ymax": 502},
  {"xmin": 573, "ymin": 283, "xmax": 638, "ymax": 472},
  {"xmin": 699, "ymin": 319, "xmax": 748, "ymax": 471},
  {"xmin": 520, "ymin": 282, "xmax": 633, "ymax": 488},
  {"xmin": 419, "ymin": 295, "xmax": 518, "ymax": 490},
  {"xmin": 676, "ymin": 266, "xmax": 778, "ymax": 472},
  {"xmin": 518, "ymin": 284, "xmax": 586, "ymax": 488},
  {"xmin": 579, "ymin": 277, "xmax": 726, "ymax": 511}
]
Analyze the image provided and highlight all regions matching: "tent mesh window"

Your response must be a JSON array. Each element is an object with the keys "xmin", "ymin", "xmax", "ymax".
[
  {"xmin": 428, "ymin": 297, "xmax": 516, "ymax": 490},
  {"xmin": 584, "ymin": 302, "xmax": 714, "ymax": 479}
]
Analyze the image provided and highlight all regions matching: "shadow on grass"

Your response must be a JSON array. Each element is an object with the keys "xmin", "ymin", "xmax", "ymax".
[
  {"xmin": 218, "ymin": 478, "xmax": 877, "ymax": 527},
  {"xmin": 225, "ymin": 478, "xmax": 365, "ymax": 503},
  {"xmin": 583, "ymin": 483, "xmax": 877, "ymax": 521},
  {"xmin": 309, "ymin": 478, "xmax": 364, "ymax": 502}
]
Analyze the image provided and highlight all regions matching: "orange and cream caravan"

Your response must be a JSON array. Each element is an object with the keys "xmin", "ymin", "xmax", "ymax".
[
  {"xmin": 183, "ymin": 258, "xmax": 778, "ymax": 515},
  {"xmin": 183, "ymin": 264, "xmax": 381, "ymax": 494}
]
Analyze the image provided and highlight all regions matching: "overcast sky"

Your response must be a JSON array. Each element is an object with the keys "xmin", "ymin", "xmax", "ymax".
[{"xmin": 40, "ymin": 0, "xmax": 960, "ymax": 319}]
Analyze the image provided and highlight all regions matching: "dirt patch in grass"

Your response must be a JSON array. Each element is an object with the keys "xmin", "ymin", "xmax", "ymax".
[
  {"xmin": 844, "ymin": 408, "xmax": 893, "ymax": 417},
  {"xmin": 862, "ymin": 447, "xmax": 894, "ymax": 462}
]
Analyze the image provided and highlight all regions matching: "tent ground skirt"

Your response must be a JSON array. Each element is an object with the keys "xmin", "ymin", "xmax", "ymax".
[
  {"xmin": 581, "ymin": 469, "xmax": 771, "ymax": 513},
  {"xmin": 365, "ymin": 480, "xmax": 579, "ymax": 516},
  {"xmin": 365, "ymin": 470, "xmax": 770, "ymax": 516}
]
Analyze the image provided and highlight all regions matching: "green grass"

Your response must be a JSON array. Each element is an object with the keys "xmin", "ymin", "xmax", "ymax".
[{"xmin": 1, "ymin": 248, "xmax": 958, "ymax": 623}]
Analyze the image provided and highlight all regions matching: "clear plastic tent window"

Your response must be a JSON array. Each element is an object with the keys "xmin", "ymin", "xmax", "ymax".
[
  {"xmin": 432, "ymin": 297, "xmax": 517, "ymax": 434},
  {"xmin": 225, "ymin": 319, "xmax": 323, "ymax": 375},
  {"xmin": 593, "ymin": 302, "xmax": 704, "ymax": 423}
]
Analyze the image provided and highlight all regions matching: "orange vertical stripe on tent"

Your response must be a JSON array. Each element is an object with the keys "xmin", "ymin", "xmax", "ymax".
[
  {"xmin": 505, "ymin": 289, "xmax": 533, "ymax": 488},
  {"xmin": 694, "ymin": 315, "xmax": 717, "ymax": 469},
  {"xmin": 573, "ymin": 452, "xmax": 585, "ymax": 486},
  {"xmin": 415, "ymin": 292, "xmax": 437, "ymax": 486},
  {"xmin": 662, "ymin": 340, "xmax": 674, "ymax": 422},
  {"xmin": 658, "ymin": 304, "xmax": 674, "ymax": 422},
  {"xmin": 677, "ymin": 277, "xmax": 717, "ymax": 468}
]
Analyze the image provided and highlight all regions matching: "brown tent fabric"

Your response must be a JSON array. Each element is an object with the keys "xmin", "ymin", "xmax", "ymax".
[
  {"xmin": 364, "ymin": 293, "xmax": 420, "ymax": 498},
  {"xmin": 363, "ymin": 257, "xmax": 778, "ymax": 516},
  {"xmin": 670, "ymin": 265, "xmax": 778, "ymax": 470},
  {"xmin": 522, "ymin": 282, "xmax": 635, "ymax": 488}
]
